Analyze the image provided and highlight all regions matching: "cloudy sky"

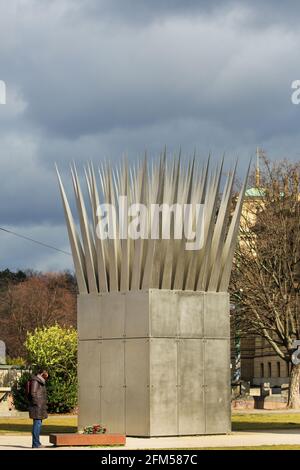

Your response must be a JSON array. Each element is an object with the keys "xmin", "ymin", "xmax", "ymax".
[{"xmin": 0, "ymin": 0, "xmax": 299, "ymax": 272}]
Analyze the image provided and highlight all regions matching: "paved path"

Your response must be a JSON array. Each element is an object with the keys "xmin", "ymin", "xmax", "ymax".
[{"xmin": 1, "ymin": 430, "xmax": 300, "ymax": 450}]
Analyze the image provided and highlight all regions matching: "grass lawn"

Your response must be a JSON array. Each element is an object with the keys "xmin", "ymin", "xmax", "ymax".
[
  {"xmin": 232, "ymin": 413, "xmax": 300, "ymax": 431},
  {"xmin": 0, "ymin": 416, "xmax": 77, "ymax": 435},
  {"xmin": 181, "ymin": 446, "xmax": 300, "ymax": 450}
]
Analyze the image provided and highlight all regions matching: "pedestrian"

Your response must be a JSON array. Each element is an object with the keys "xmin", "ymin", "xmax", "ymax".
[{"xmin": 28, "ymin": 369, "xmax": 49, "ymax": 449}]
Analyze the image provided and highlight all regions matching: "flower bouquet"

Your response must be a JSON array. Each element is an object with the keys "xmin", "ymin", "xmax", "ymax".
[{"xmin": 82, "ymin": 424, "xmax": 107, "ymax": 435}]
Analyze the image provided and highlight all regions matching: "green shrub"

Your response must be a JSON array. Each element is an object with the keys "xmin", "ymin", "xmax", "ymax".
[
  {"xmin": 46, "ymin": 373, "xmax": 77, "ymax": 413},
  {"xmin": 25, "ymin": 324, "xmax": 77, "ymax": 374},
  {"xmin": 6, "ymin": 357, "xmax": 26, "ymax": 367},
  {"xmin": 11, "ymin": 371, "xmax": 32, "ymax": 411},
  {"xmin": 13, "ymin": 325, "xmax": 78, "ymax": 413}
]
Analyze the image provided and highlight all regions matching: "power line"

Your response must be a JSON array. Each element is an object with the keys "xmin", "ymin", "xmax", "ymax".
[{"xmin": 0, "ymin": 226, "xmax": 71, "ymax": 256}]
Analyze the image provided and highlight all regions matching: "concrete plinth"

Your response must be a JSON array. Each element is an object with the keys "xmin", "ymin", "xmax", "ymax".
[{"xmin": 77, "ymin": 289, "xmax": 231, "ymax": 436}]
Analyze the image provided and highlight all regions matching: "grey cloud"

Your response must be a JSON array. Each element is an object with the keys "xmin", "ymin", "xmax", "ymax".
[
  {"xmin": 1, "ymin": 0, "xmax": 297, "ymax": 143},
  {"xmin": 0, "ymin": 223, "xmax": 72, "ymax": 272},
  {"xmin": 77, "ymin": 0, "xmax": 300, "ymax": 27},
  {"xmin": 0, "ymin": 0, "xmax": 300, "ymax": 271},
  {"xmin": 76, "ymin": 0, "xmax": 228, "ymax": 24}
]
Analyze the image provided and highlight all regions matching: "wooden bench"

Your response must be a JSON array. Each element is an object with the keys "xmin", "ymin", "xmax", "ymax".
[{"xmin": 49, "ymin": 433, "xmax": 126, "ymax": 447}]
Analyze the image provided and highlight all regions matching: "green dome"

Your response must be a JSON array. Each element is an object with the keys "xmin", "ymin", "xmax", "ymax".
[{"xmin": 245, "ymin": 187, "xmax": 265, "ymax": 197}]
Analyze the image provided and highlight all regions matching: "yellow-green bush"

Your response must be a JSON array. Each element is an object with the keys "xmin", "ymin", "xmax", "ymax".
[
  {"xmin": 13, "ymin": 325, "xmax": 78, "ymax": 413},
  {"xmin": 25, "ymin": 324, "xmax": 77, "ymax": 374}
]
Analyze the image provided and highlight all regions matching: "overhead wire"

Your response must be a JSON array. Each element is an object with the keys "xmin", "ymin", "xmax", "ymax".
[{"xmin": 0, "ymin": 226, "xmax": 71, "ymax": 256}]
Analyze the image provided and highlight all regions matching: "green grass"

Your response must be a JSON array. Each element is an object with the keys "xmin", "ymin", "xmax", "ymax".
[
  {"xmin": 174, "ymin": 446, "xmax": 300, "ymax": 450},
  {"xmin": 0, "ymin": 416, "xmax": 77, "ymax": 435},
  {"xmin": 232, "ymin": 413, "xmax": 300, "ymax": 431}
]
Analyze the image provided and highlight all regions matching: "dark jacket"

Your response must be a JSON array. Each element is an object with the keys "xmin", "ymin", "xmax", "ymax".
[{"xmin": 28, "ymin": 375, "xmax": 48, "ymax": 420}]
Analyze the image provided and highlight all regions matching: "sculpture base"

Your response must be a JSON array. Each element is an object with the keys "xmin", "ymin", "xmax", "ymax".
[
  {"xmin": 49, "ymin": 433, "xmax": 125, "ymax": 447},
  {"xmin": 77, "ymin": 289, "xmax": 231, "ymax": 436}
]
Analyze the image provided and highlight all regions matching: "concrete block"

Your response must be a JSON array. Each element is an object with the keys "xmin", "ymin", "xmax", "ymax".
[
  {"xmin": 77, "ymin": 290, "xmax": 231, "ymax": 436},
  {"xmin": 177, "ymin": 291, "xmax": 204, "ymax": 338},
  {"xmin": 150, "ymin": 338, "xmax": 178, "ymax": 435},
  {"xmin": 100, "ymin": 340, "xmax": 125, "ymax": 433},
  {"xmin": 178, "ymin": 339, "xmax": 205, "ymax": 434},
  {"xmin": 204, "ymin": 339, "xmax": 231, "ymax": 434},
  {"xmin": 77, "ymin": 294, "xmax": 101, "ymax": 340},
  {"xmin": 125, "ymin": 291, "xmax": 149, "ymax": 338},
  {"xmin": 100, "ymin": 292, "xmax": 125, "ymax": 339},
  {"xmin": 204, "ymin": 292, "xmax": 230, "ymax": 338},
  {"xmin": 78, "ymin": 340, "xmax": 100, "ymax": 429},
  {"xmin": 150, "ymin": 290, "xmax": 177, "ymax": 337},
  {"xmin": 125, "ymin": 339, "xmax": 150, "ymax": 436}
]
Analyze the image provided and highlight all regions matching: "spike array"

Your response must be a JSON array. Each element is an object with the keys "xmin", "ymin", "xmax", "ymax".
[{"xmin": 57, "ymin": 155, "xmax": 248, "ymax": 294}]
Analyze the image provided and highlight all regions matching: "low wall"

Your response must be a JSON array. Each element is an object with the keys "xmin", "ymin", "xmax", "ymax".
[
  {"xmin": 0, "ymin": 365, "xmax": 27, "ymax": 387},
  {"xmin": 0, "ymin": 366, "xmax": 29, "ymax": 416}
]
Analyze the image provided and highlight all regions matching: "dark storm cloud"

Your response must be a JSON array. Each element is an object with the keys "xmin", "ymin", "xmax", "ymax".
[
  {"xmin": 79, "ymin": 0, "xmax": 223, "ymax": 23},
  {"xmin": 18, "ymin": 8, "xmax": 297, "ymax": 144},
  {"xmin": 1, "ymin": 0, "xmax": 298, "ymax": 143},
  {"xmin": 78, "ymin": 0, "xmax": 300, "ymax": 27},
  {"xmin": 0, "ymin": 0, "xmax": 300, "ymax": 270}
]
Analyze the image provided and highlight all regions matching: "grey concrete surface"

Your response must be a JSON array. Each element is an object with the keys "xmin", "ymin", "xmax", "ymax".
[{"xmin": 78, "ymin": 290, "xmax": 230, "ymax": 437}]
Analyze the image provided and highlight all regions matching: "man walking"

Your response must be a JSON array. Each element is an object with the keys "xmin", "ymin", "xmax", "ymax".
[{"xmin": 28, "ymin": 369, "xmax": 49, "ymax": 448}]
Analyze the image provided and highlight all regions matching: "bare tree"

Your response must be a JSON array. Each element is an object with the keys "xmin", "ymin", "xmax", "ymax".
[
  {"xmin": 231, "ymin": 158, "xmax": 300, "ymax": 408},
  {"xmin": 0, "ymin": 272, "xmax": 77, "ymax": 357}
]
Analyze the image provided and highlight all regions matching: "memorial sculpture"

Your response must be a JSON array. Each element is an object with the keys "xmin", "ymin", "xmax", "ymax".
[{"xmin": 57, "ymin": 154, "xmax": 248, "ymax": 436}]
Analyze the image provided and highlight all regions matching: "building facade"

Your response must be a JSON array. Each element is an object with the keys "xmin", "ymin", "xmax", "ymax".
[
  {"xmin": 231, "ymin": 336, "xmax": 290, "ymax": 387},
  {"xmin": 231, "ymin": 153, "xmax": 291, "ymax": 387}
]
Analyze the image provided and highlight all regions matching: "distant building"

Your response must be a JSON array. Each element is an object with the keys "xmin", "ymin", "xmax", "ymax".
[
  {"xmin": 231, "ymin": 334, "xmax": 290, "ymax": 387},
  {"xmin": 231, "ymin": 148, "xmax": 290, "ymax": 387}
]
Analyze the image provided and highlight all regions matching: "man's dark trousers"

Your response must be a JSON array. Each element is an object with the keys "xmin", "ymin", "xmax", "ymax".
[{"xmin": 32, "ymin": 419, "xmax": 42, "ymax": 448}]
